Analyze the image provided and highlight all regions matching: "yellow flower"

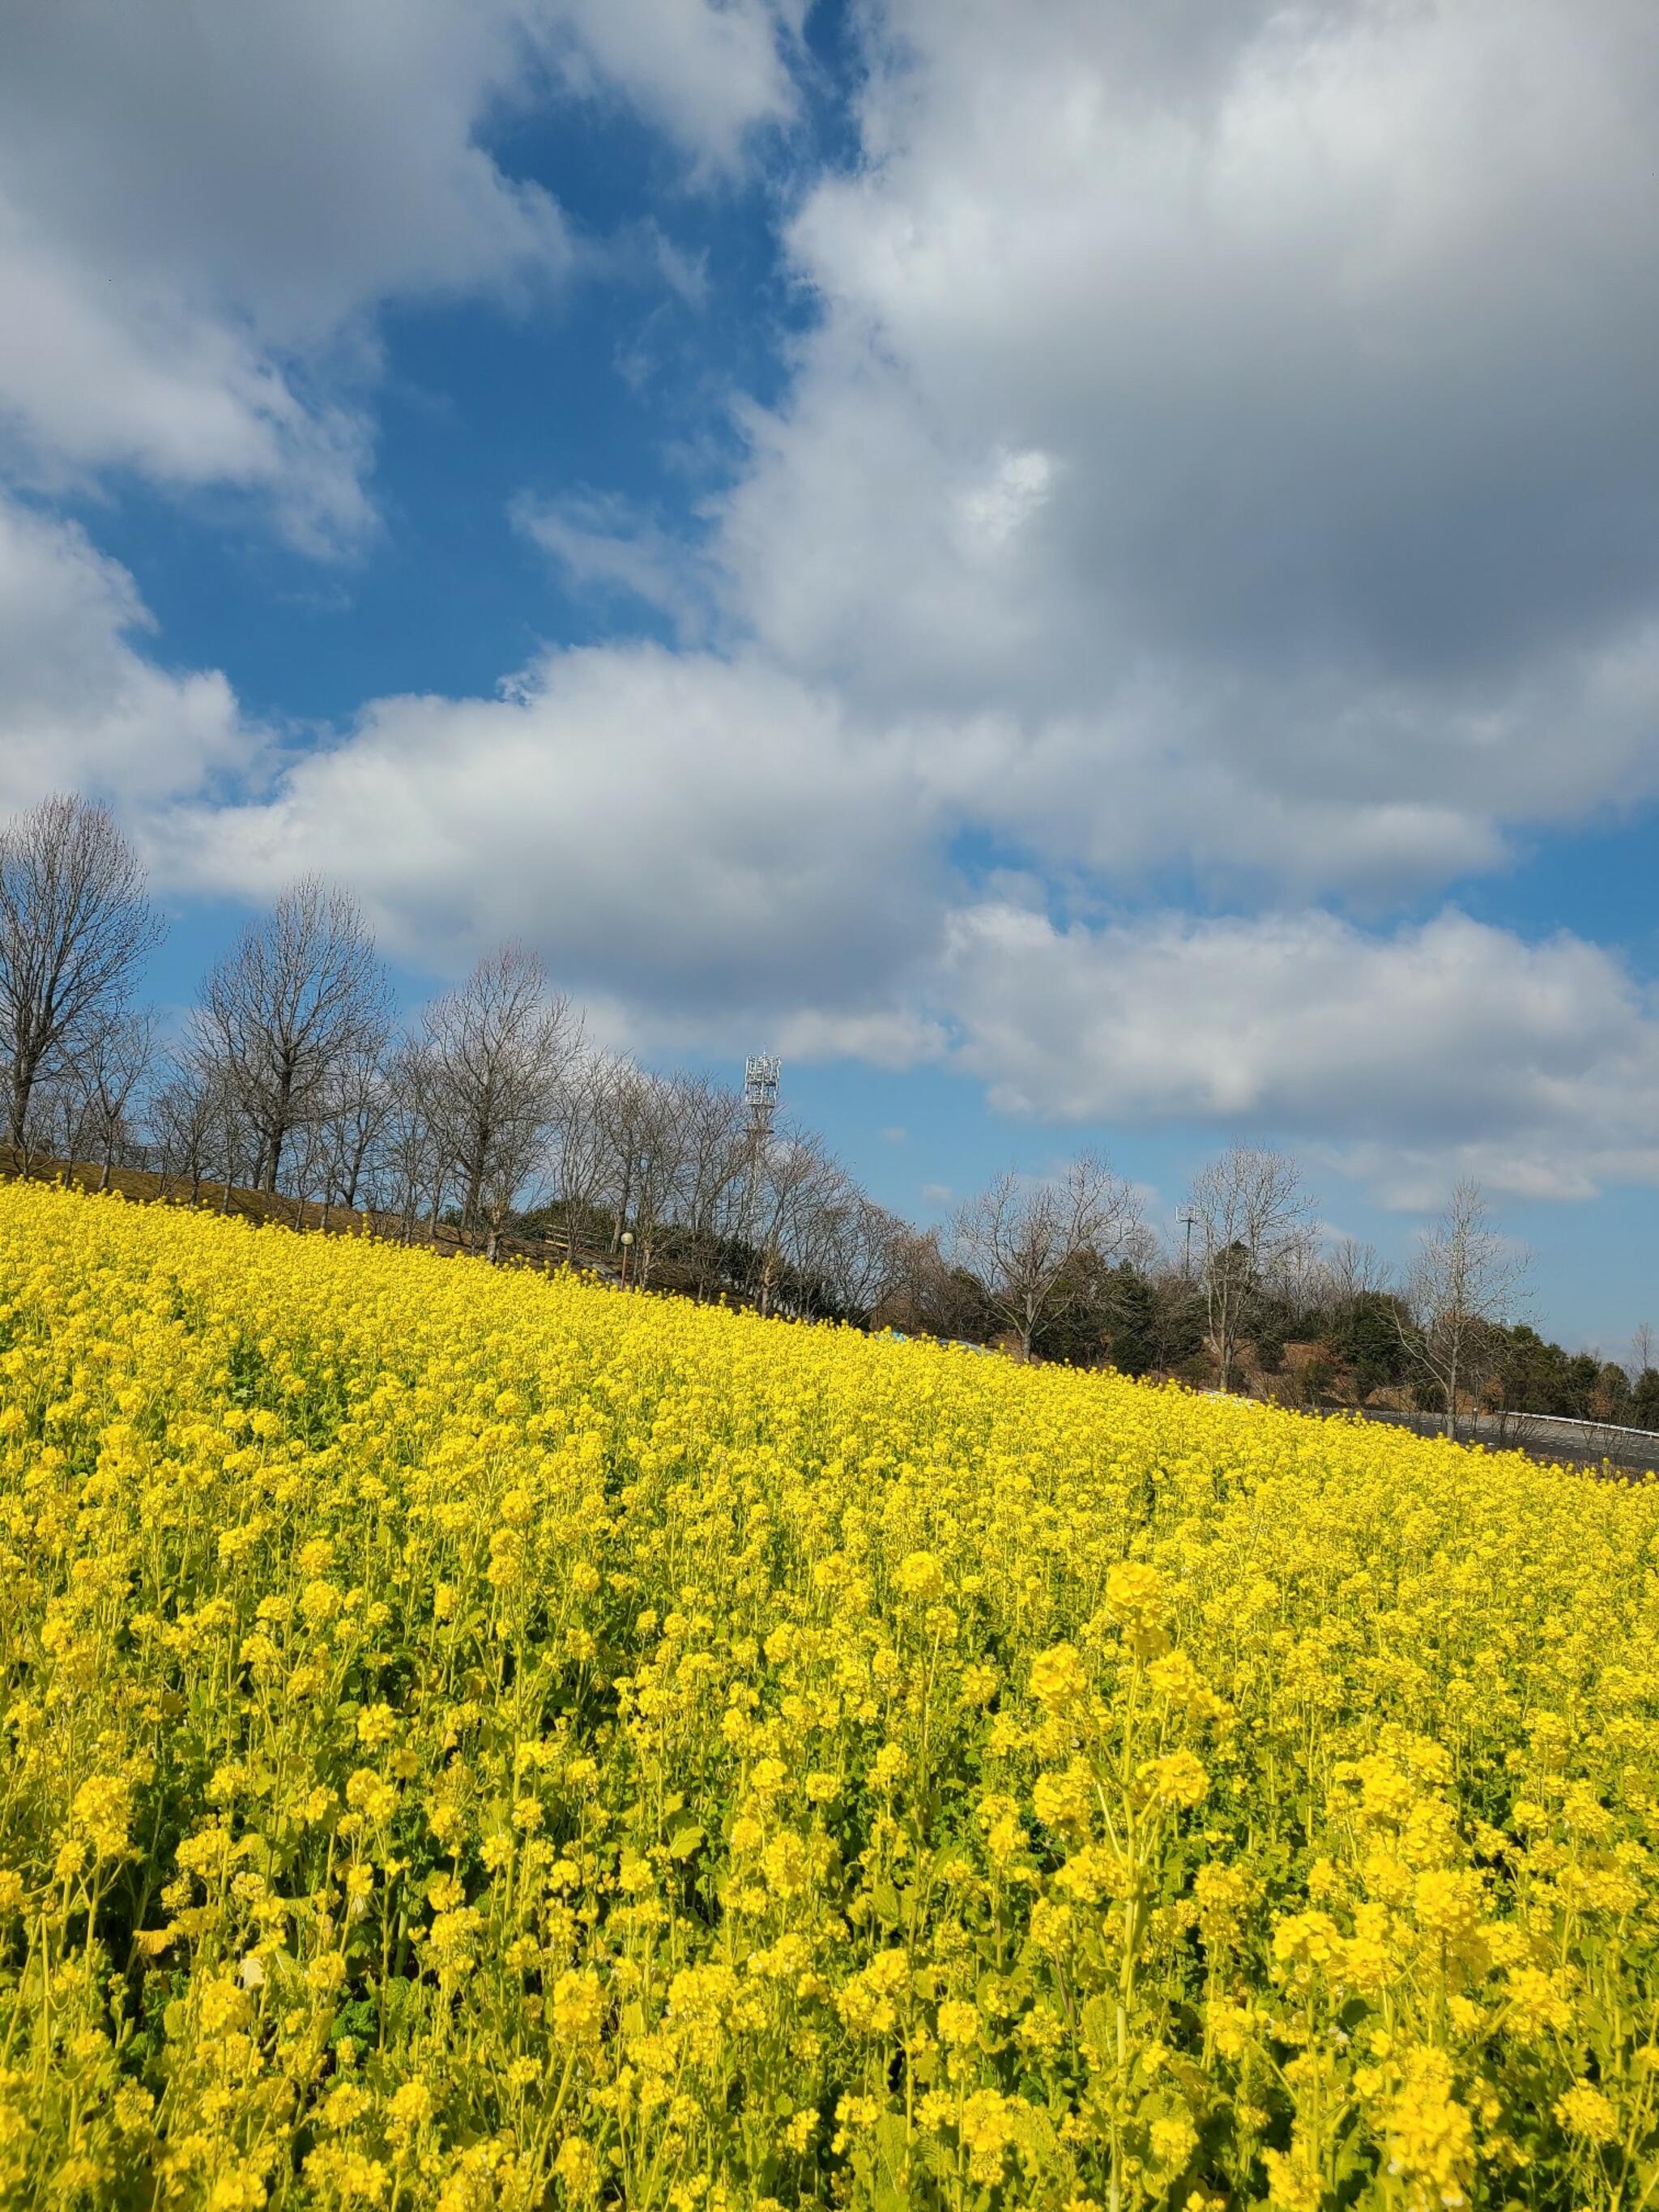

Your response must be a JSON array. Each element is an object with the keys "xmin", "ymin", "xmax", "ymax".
[
  {"xmin": 386, "ymin": 2082, "xmax": 434, "ymax": 2134},
  {"xmin": 1502, "ymin": 1965, "xmax": 1574, "ymax": 2037},
  {"xmin": 1272, "ymin": 1912, "xmax": 1344, "ymax": 1972},
  {"xmin": 958, "ymin": 2088, "xmax": 1018, "ymax": 2184},
  {"xmin": 1105, "ymin": 1561, "xmax": 1172, "ymax": 1659},
  {"xmin": 783, "ymin": 2108, "xmax": 817, "ymax": 2154},
  {"xmin": 70, "ymin": 1773, "xmax": 133, "ymax": 1861},
  {"xmin": 553, "ymin": 2136, "xmax": 597, "ymax": 2193},
  {"xmin": 198, "ymin": 1976, "xmax": 254, "ymax": 2035},
  {"xmin": 896, "ymin": 1551, "xmax": 946, "ymax": 1601},
  {"xmin": 1142, "ymin": 1749, "xmax": 1209, "ymax": 1809},
  {"xmin": 1149, "ymin": 2112, "xmax": 1197, "ymax": 2172},
  {"xmin": 551, "ymin": 1969, "xmax": 605, "ymax": 2044},
  {"xmin": 1555, "ymin": 2081, "xmax": 1618, "ymax": 2144},
  {"xmin": 869, "ymin": 1742, "xmax": 908, "ymax": 1788},
  {"xmin": 5, "ymin": 1164, "xmax": 1659, "ymax": 2201},
  {"xmin": 1028, "ymin": 1642, "xmax": 1090, "ymax": 1711},
  {"xmin": 344, "ymin": 1769, "xmax": 399, "ymax": 1823},
  {"xmin": 761, "ymin": 1831, "xmax": 812, "ymax": 1898},
  {"xmin": 1384, "ymin": 2048, "xmax": 1474, "ymax": 2212}
]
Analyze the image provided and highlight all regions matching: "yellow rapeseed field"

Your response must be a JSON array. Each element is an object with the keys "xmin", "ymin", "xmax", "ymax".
[{"xmin": 2, "ymin": 1179, "xmax": 1657, "ymax": 2212}]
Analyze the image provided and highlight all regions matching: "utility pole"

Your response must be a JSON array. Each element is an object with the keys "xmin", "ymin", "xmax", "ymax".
[{"xmin": 1180, "ymin": 1208, "xmax": 1197, "ymax": 1281}]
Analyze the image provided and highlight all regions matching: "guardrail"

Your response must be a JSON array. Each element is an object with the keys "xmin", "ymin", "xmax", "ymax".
[{"xmin": 1327, "ymin": 1402, "xmax": 1659, "ymax": 1476}]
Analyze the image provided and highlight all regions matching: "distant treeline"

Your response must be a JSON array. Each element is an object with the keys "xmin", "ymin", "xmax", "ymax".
[{"xmin": 2, "ymin": 792, "xmax": 1650, "ymax": 1430}]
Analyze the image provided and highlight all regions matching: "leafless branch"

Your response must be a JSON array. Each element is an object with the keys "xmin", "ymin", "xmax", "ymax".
[{"xmin": 0, "ymin": 793, "xmax": 163, "ymax": 1153}]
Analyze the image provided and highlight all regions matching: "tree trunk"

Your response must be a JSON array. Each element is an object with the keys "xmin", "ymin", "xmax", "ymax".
[
  {"xmin": 8, "ymin": 1057, "xmax": 36, "ymax": 1154},
  {"xmin": 9, "ymin": 1079, "xmax": 31, "ymax": 1170}
]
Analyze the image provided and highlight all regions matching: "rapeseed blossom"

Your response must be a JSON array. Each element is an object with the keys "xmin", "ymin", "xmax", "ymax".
[{"xmin": 0, "ymin": 1176, "xmax": 1657, "ymax": 2207}]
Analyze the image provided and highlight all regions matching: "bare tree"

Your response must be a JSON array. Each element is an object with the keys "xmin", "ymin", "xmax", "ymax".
[
  {"xmin": 18, "ymin": 1063, "xmax": 79, "ymax": 1176},
  {"xmin": 321, "ymin": 1044, "xmax": 392, "ymax": 1217},
  {"xmin": 952, "ymin": 1153, "xmax": 1140, "ymax": 1359},
  {"xmin": 0, "ymin": 794, "xmax": 163, "ymax": 1156},
  {"xmin": 287, "ymin": 1117, "xmax": 329, "ymax": 1231},
  {"xmin": 737, "ymin": 1122, "xmax": 832, "ymax": 1317},
  {"xmin": 806, "ymin": 1186, "xmax": 909, "ymax": 1323},
  {"xmin": 196, "ymin": 879, "xmax": 390, "ymax": 1192},
  {"xmin": 670, "ymin": 1075, "xmax": 748, "ymax": 1294},
  {"xmin": 1627, "ymin": 1323, "xmax": 1657, "ymax": 1388},
  {"xmin": 1403, "ymin": 1179, "xmax": 1529, "ymax": 1438},
  {"xmin": 550, "ymin": 1051, "xmax": 618, "ymax": 1264},
  {"xmin": 149, "ymin": 1054, "xmax": 220, "ymax": 1204},
  {"xmin": 205, "ymin": 1048, "xmax": 258, "ymax": 1213},
  {"xmin": 596, "ymin": 1059, "xmax": 656, "ymax": 1259},
  {"xmin": 627, "ymin": 1075, "xmax": 694, "ymax": 1288},
  {"xmin": 421, "ymin": 945, "xmax": 575, "ymax": 1258},
  {"xmin": 774, "ymin": 1154, "xmax": 855, "ymax": 1316},
  {"xmin": 380, "ymin": 1042, "xmax": 448, "ymax": 1244},
  {"xmin": 1188, "ymin": 1146, "xmax": 1313, "ymax": 1392},
  {"xmin": 1323, "ymin": 1236, "xmax": 1392, "ymax": 1306},
  {"xmin": 67, "ymin": 1008, "xmax": 155, "ymax": 1187}
]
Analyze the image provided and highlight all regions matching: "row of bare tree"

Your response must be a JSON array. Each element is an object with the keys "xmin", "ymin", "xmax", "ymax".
[
  {"xmin": 0, "ymin": 797, "xmax": 915, "ymax": 1317},
  {"xmin": 0, "ymin": 794, "xmax": 1560, "ymax": 1409}
]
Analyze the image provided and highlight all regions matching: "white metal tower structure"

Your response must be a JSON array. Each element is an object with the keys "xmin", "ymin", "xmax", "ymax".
[
  {"xmin": 740, "ymin": 1055, "xmax": 781, "ymax": 1266},
  {"xmin": 743, "ymin": 1054, "xmax": 780, "ymax": 1147}
]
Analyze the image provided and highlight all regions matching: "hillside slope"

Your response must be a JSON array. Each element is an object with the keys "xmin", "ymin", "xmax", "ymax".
[{"xmin": 0, "ymin": 1179, "xmax": 1654, "ymax": 2208}]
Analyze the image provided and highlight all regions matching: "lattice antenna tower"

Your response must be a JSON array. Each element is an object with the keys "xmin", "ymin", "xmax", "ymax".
[{"xmin": 744, "ymin": 1054, "xmax": 781, "ymax": 1148}]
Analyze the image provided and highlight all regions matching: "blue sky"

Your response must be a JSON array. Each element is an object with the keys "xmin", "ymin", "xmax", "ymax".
[{"xmin": 2, "ymin": 0, "xmax": 1657, "ymax": 1351}]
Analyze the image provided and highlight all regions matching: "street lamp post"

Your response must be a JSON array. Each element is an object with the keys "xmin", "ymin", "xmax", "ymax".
[{"xmin": 620, "ymin": 1230, "xmax": 633, "ymax": 1289}]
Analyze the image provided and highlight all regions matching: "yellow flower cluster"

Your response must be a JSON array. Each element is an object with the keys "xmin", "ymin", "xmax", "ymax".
[{"xmin": 2, "ymin": 1176, "xmax": 1657, "ymax": 2209}]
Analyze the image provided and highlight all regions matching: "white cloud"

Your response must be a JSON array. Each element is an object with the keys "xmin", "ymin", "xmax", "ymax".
[
  {"xmin": 514, "ymin": 491, "xmax": 713, "ymax": 636},
  {"xmin": 0, "ymin": 0, "xmax": 799, "ymax": 543},
  {"xmin": 774, "ymin": 1005, "xmax": 947, "ymax": 1070},
  {"xmin": 6, "ymin": 0, "xmax": 1659, "ymax": 1232},
  {"xmin": 150, "ymin": 644, "xmax": 948, "ymax": 1023},
  {"xmin": 0, "ymin": 202, "xmax": 376, "ymax": 548},
  {"xmin": 544, "ymin": 0, "xmax": 800, "ymax": 169},
  {"xmin": 940, "ymin": 901, "xmax": 1659, "ymax": 1200},
  {"xmin": 711, "ymin": 0, "xmax": 1659, "ymax": 891},
  {"xmin": 6, "ymin": 467, "xmax": 1652, "ymax": 1208},
  {"xmin": 0, "ymin": 494, "xmax": 251, "ymax": 814},
  {"xmin": 911, "ymin": 624, "xmax": 1659, "ymax": 900}
]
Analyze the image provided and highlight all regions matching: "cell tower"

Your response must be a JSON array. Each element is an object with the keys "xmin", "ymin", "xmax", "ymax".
[
  {"xmin": 743, "ymin": 1053, "xmax": 780, "ymax": 1146},
  {"xmin": 740, "ymin": 1055, "xmax": 780, "ymax": 1264}
]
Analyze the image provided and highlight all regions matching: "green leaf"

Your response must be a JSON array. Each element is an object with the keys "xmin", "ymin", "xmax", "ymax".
[{"xmin": 1080, "ymin": 1993, "xmax": 1116, "ymax": 2071}]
